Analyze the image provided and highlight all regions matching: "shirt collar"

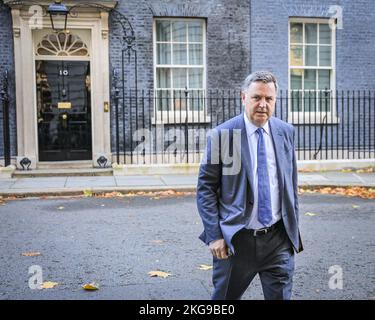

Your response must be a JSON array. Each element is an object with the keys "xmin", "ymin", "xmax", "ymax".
[{"xmin": 243, "ymin": 112, "xmax": 270, "ymax": 136}]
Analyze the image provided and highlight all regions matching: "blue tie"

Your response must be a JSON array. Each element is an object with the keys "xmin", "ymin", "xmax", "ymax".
[{"xmin": 256, "ymin": 127, "xmax": 272, "ymax": 226}]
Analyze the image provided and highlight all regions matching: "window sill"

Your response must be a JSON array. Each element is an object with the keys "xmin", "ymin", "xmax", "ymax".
[
  {"xmin": 151, "ymin": 114, "xmax": 211, "ymax": 125},
  {"xmin": 287, "ymin": 114, "xmax": 340, "ymax": 125}
]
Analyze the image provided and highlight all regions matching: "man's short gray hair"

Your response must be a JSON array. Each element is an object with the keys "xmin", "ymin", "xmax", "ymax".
[{"xmin": 241, "ymin": 71, "xmax": 278, "ymax": 93}]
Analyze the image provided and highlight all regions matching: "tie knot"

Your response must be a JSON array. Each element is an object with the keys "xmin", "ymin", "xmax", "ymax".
[{"xmin": 256, "ymin": 127, "xmax": 264, "ymax": 135}]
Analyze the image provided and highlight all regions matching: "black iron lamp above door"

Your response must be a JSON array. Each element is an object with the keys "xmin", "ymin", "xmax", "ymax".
[{"xmin": 47, "ymin": 0, "xmax": 69, "ymax": 32}]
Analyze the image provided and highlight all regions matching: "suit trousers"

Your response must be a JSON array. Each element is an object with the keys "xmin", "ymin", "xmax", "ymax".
[{"xmin": 211, "ymin": 221, "xmax": 295, "ymax": 300}]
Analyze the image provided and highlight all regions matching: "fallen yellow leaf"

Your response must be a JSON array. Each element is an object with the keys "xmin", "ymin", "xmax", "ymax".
[
  {"xmin": 82, "ymin": 282, "xmax": 99, "ymax": 291},
  {"xmin": 21, "ymin": 251, "xmax": 41, "ymax": 257},
  {"xmin": 83, "ymin": 190, "xmax": 93, "ymax": 197},
  {"xmin": 352, "ymin": 205, "xmax": 360, "ymax": 209},
  {"xmin": 305, "ymin": 212, "xmax": 317, "ymax": 216},
  {"xmin": 298, "ymin": 168, "xmax": 317, "ymax": 173},
  {"xmin": 198, "ymin": 264, "xmax": 213, "ymax": 271},
  {"xmin": 57, "ymin": 206, "xmax": 64, "ymax": 210},
  {"xmin": 41, "ymin": 281, "xmax": 58, "ymax": 289},
  {"xmin": 148, "ymin": 270, "xmax": 171, "ymax": 278},
  {"xmin": 124, "ymin": 192, "xmax": 136, "ymax": 197}
]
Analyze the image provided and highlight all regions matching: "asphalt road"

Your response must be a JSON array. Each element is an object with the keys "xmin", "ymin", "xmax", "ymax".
[{"xmin": 0, "ymin": 193, "xmax": 374, "ymax": 300}]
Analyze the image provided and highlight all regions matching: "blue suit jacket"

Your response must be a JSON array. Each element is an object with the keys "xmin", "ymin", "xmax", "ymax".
[{"xmin": 196, "ymin": 114, "xmax": 303, "ymax": 254}]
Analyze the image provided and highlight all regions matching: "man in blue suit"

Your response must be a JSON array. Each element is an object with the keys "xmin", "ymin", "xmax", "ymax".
[{"xmin": 197, "ymin": 71, "xmax": 303, "ymax": 300}]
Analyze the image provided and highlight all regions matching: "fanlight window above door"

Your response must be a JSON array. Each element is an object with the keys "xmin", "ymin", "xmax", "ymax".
[{"xmin": 36, "ymin": 32, "xmax": 89, "ymax": 57}]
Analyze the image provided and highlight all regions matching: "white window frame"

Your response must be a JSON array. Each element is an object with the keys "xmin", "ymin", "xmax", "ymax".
[
  {"xmin": 153, "ymin": 17, "xmax": 209, "ymax": 124},
  {"xmin": 288, "ymin": 18, "xmax": 339, "ymax": 124}
]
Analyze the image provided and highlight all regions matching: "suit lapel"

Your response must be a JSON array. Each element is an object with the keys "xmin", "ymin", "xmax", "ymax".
[
  {"xmin": 269, "ymin": 117, "xmax": 285, "ymax": 196},
  {"xmin": 237, "ymin": 114, "xmax": 254, "ymax": 195}
]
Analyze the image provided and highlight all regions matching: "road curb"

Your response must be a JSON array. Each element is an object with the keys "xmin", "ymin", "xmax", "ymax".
[
  {"xmin": 0, "ymin": 185, "xmax": 197, "ymax": 198},
  {"xmin": 0, "ymin": 183, "xmax": 374, "ymax": 199}
]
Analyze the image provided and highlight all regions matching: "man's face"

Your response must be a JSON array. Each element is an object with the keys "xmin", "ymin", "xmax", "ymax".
[{"xmin": 241, "ymin": 81, "xmax": 277, "ymax": 127}]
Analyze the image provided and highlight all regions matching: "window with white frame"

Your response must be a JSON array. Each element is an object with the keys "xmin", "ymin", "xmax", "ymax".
[
  {"xmin": 154, "ymin": 18, "xmax": 206, "ymax": 121},
  {"xmin": 289, "ymin": 19, "xmax": 335, "ymax": 115}
]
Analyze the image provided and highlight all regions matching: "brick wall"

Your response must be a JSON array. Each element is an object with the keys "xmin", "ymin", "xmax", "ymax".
[
  {"xmin": 109, "ymin": 0, "xmax": 251, "ymax": 152},
  {"xmin": 250, "ymin": 0, "xmax": 375, "ymax": 91},
  {"xmin": 250, "ymin": 0, "xmax": 375, "ymax": 157}
]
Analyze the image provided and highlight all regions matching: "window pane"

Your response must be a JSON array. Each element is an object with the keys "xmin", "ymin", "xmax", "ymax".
[
  {"xmin": 291, "ymin": 91, "xmax": 302, "ymax": 112},
  {"xmin": 319, "ymin": 46, "xmax": 331, "ymax": 66},
  {"xmin": 156, "ymin": 68, "xmax": 170, "ymax": 88},
  {"xmin": 188, "ymin": 21, "xmax": 203, "ymax": 42},
  {"xmin": 319, "ymin": 91, "xmax": 331, "ymax": 112},
  {"xmin": 305, "ymin": 45, "xmax": 317, "ymax": 66},
  {"xmin": 172, "ymin": 21, "xmax": 186, "ymax": 42},
  {"xmin": 304, "ymin": 69, "xmax": 317, "ymax": 112},
  {"xmin": 189, "ymin": 44, "xmax": 203, "ymax": 65},
  {"xmin": 189, "ymin": 69, "xmax": 203, "ymax": 88},
  {"xmin": 290, "ymin": 23, "xmax": 303, "ymax": 43},
  {"xmin": 291, "ymin": 69, "xmax": 302, "ymax": 90},
  {"xmin": 188, "ymin": 90, "xmax": 205, "ymax": 111},
  {"xmin": 318, "ymin": 70, "xmax": 330, "ymax": 90},
  {"xmin": 290, "ymin": 45, "xmax": 303, "ymax": 66},
  {"xmin": 319, "ymin": 24, "xmax": 331, "ymax": 44},
  {"xmin": 305, "ymin": 24, "xmax": 317, "ymax": 44},
  {"xmin": 156, "ymin": 21, "xmax": 171, "ymax": 41},
  {"xmin": 291, "ymin": 69, "xmax": 302, "ymax": 112},
  {"xmin": 156, "ymin": 90, "xmax": 171, "ymax": 111},
  {"xmin": 157, "ymin": 43, "xmax": 171, "ymax": 64},
  {"xmin": 172, "ymin": 90, "xmax": 187, "ymax": 111},
  {"xmin": 172, "ymin": 44, "xmax": 187, "ymax": 64},
  {"xmin": 304, "ymin": 69, "xmax": 316, "ymax": 90},
  {"xmin": 172, "ymin": 68, "xmax": 187, "ymax": 88},
  {"xmin": 304, "ymin": 90, "xmax": 317, "ymax": 112}
]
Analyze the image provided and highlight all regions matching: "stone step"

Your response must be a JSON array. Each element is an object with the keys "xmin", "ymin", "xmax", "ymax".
[
  {"xmin": 36, "ymin": 160, "xmax": 94, "ymax": 169},
  {"xmin": 12, "ymin": 168, "xmax": 113, "ymax": 178}
]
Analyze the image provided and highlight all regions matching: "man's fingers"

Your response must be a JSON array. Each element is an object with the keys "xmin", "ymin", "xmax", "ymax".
[
  {"xmin": 212, "ymin": 247, "xmax": 229, "ymax": 259},
  {"xmin": 209, "ymin": 239, "xmax": 229, "ymax": 259},
  {"xmin": 220, "ymin": 248, "xmax": 228, "ymax": 259}
]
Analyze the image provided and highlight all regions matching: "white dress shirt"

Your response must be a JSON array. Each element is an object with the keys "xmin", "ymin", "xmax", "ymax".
[{"xmin": 243, "ymin": 113, "xmax": 281, "ymax": 229}]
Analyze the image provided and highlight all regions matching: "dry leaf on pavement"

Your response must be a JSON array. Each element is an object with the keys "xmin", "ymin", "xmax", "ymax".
[
  {"xmin": 57, "ymin": 206, "xmax": 64, "ymax": 210},
  {"xmin": 299, "ymin": 187, "xmax": 375, "ymax": 199},
  {"xmin": 124, "ymin": 192, "xmax": 136, "ymax": 197},
  {"xmin": 21, "ymin": 251, "xmax": 41, "ymax": 257},
  {"xmin": 102, "ymin": 191, "xmax": 124, "ymax": 198},
  {"xmin": 82, "ymin": 282, "xmax": 99, "ymax": 291},
  {"xmin": 83, "ymin": 190, "xmax": 93, "ymax": 197},
  {"xmin": 198, "ymin": 264, "xmax": 213, "ymax": 271},
  {"xmin": 305, "ymin": 212, "xmax": 317, "ymax": 216},
  {"xmin": 41, "ymin": 281, "xmax": 58, "ymax": 289},
  {"xmin": 148, "ymin": 270, "xmax": 171, "ymax": 278}
]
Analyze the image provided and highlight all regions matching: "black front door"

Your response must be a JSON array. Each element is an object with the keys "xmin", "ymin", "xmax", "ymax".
[{"xmin": 36, "ymin": 60, "xmax": 92, "ymax": 161}]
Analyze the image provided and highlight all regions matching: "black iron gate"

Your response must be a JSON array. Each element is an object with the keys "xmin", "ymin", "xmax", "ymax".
[{"xmin": 109, "ymin": 9, "xmax": 137, "ymax": 165}]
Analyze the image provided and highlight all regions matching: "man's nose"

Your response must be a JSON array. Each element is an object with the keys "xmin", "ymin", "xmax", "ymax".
[{"xmin": 259, "ymin": 98, "xmax": 267, "ymax": 108}]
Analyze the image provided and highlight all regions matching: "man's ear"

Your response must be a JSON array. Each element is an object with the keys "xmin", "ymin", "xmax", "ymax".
[{"xmin": 241, "ymin": 92, "xmax": 246, "ymax": 105}]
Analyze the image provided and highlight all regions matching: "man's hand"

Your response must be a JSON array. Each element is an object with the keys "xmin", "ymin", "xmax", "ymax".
[{"xmin": 209, "ymin": 239, "xmax": 229, "ymax": 259}]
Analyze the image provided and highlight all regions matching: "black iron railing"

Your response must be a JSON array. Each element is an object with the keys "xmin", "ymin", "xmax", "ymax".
[
  {"xmin": 0, "ymin": 69, "xmax": 11, "ymax": 167},
  {"xmin": 110, "ymin": 89, "xmax": 375, "ymax": 164}
]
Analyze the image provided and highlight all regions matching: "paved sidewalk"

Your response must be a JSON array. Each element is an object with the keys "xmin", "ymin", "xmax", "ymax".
[{"xmin": 0, "ymin": 171, "xmax": 374, "ymax": 197}]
